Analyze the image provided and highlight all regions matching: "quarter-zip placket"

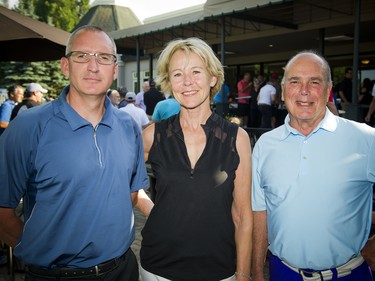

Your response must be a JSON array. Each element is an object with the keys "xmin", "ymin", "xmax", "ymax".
[{"xmin": 93, "ymin": 125, "xmax": 103, "ymax": 167}]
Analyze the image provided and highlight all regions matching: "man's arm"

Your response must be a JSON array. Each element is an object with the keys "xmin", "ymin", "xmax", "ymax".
[
  {"xmin": 361, "ymin": 212, "xmax": 375, "ymax": 270},
  {"xmin": 252, "ymin": 210, "xmax": 268, "ymax": 281},
  {"xmin": 0, "ymin": 121, "xmax": 9, "ymax": 129},
  {"xmin": 327, "ymin": 102, "xmax": 339, "ymax": 115},
  {"xmin": 362, "ymin": 236, "xmax": 375, "ymax": 270},
  {"xmin": 238, "ymin": 81, "xmax": 252, "ymax": 94},
  {"xmin": 232, "ymin": 128, "xmax": 253, "ymax": 281},
  {"xmin": 0, "ymin": 207, "xmax": 23, "ymax": 247}
]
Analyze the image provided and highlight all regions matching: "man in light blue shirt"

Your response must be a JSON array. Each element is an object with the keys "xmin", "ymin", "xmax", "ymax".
[
  {"xmin": 151, "ymin": 96, "xmax": 180, "ymax": 121},
  {"xmin": 0, "ymin": 85, "xmax": 24, "ymax": 135},
  {"xmin": 213, "ymin": 83, "xmax": 230, "ymax": 104},
  {"xmin": 252, "ymin": 51, "xmax": 375, "ymax": 281}
]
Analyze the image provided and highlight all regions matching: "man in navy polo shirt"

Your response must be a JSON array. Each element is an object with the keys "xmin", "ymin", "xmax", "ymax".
[{"xmin": 0, "ymin": 25, "xmax": 148, "ymax": 281}]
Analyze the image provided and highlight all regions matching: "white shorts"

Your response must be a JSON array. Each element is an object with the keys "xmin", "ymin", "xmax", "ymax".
[{"xmin": 140, "ymin": 265, "xmax": 236, "ymax": 281}]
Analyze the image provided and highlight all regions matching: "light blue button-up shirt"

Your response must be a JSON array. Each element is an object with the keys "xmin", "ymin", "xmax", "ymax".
[{"xmin": 252, "ymin": 109, "xmax": 375, "ymax": 270}]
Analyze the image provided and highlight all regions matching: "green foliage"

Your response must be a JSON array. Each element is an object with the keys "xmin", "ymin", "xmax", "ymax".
[
  {"xmin": 0, "ymin": 0, "xmax": 10, "ymax": 8},
  {"xmin": 0, "ymin": 0, "xmax": 90, "ymax": 99},
  {"xmin": 0, "ymin": 61, "xmax": 66, "ymax": 99},
  {"xmin": 37, "ymin": 0, "xmax": 90, "ymax": 31},
  {"xmin": 15, "ymin": 0, "xmax": 37, "ymax": 19}
]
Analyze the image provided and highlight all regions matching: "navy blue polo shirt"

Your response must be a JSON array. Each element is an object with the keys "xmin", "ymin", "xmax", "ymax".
[{"xmin": 0, "ymin": 86, "xmax": 149, "ymax": 268}]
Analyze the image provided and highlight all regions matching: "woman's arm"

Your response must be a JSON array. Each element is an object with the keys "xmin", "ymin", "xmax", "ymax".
[
  {"xmin": 135, "ymin": 124, "xmax": 156, "ymax": 216},
  {"xmin": 141, "ymin": 123, "xmax": 155, "ymax": 162},
  {"xmin": 232, "ymin": 127, "xmax": 253, "ymax": 281}
]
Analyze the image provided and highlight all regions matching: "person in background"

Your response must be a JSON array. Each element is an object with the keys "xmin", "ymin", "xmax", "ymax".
[
  {"xmin": 252, "ymin": 50, "xmax": 375, "ymax": 281},
  {"xmin": 337, "ymin": 67, "xmax": 353, "ymax": 110},
  {"xmin": 151, "ymin": 95, "xmax": 180, "ymax": 122},
  {"xmin": 249, "ymin": 78, "xmax": 261, "ymax": 128},
  {"xmin": 359, "ymin": 78, "xmax": 374, "ymax": 105},
  {"xmin": 257, "ymin": 76, "xmax": 276, "ymax": 128},
  {"xmin": 327, "ymin": 88, "xmax": 339, "ymax": 116},
  {"xmin": 143, "ymin": 80, "xmax": 165, "ymax": 117},
  {"xmin": 0, "ymin": 25, "xmax": 148, "ymax": 281},
  {"xmin": 120, "ymin": 92, "xmax": 150, "ymax": 130},
  {"xmin": 139, "ymin": 37, "xmax": 252, "ymax": 281},
  {"xmin": 213, "ymin": 82, "xmax": 231, "ymax": 116},
  {"xmin": 10, "ymin": 82, "xmax": 46, "ymax": 120},
  {"xmin": 214, "ymin": 83, "xmax": 231, "ymax": 104},
  {"xmin": 257, "ymin": 74, "xmax": 266, "ymax": 91},
  {"xmin": 117, "ymin": 86, "xmax": 128, "ymax": 108},
  {"xmin": 107, "ymin": 88, "xmax": 120, "ymax": 107},
  {"xmin": 237, "ymin": 72, "xmax": 252, "ymax": 127},
  {"xmin": 0, "ymin": 85, "xmax": 24, "ymax": 136},
  {"xmin": 136, "ymin": 81, "xmax": 150, "ymax": 112},
  {"xmin": 365, "ymin": 84, "xmax": 375, "ymax": 126}
]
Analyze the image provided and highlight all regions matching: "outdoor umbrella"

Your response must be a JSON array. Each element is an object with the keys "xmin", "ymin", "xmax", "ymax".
[{"xmin": 0, "ymin": 5, "xmax": 70, "ymax": 61}]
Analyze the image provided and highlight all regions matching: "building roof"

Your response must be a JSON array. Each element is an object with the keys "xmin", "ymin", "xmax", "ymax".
[
  {"xmin": 203, "ymin": 0, "xmax": 281, "ymax": 17},
  {"xmin": 74, "ymin": 2, "xmax": 141, "ymax": 32},
  {"xmin": 110, "ymin": 0, "xmax": 375, "ymax": 68},
  {"xmin": 0, "ymin": 5, "xmax": 70, "ymax": 61}
]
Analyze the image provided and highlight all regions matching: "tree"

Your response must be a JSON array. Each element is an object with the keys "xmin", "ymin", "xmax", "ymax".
[
  {"xmin": 0, "ymin": 0, "xmax": 9, "ymax": 8},
  {"xmin": 38, "ymin": 0, "xmax": 90, "ymax": 32},
  {"xmin": 0, "ymin": 0, "xmax": 90, "ymax": 99}
]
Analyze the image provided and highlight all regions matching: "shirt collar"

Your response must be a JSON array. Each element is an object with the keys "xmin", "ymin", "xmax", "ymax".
[
  {"xmin": 280, "ymin": 108, "xmax": 338, "ymax": 140},
  {"xmin": 56, "ymin": 85, "xmax": 114, "ymax": 131}
]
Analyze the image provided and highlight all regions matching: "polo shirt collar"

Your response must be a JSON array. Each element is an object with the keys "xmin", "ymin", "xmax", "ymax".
[
  {"xmin": 281, "ymin": 108, "xmax": 338, "ymax": 140},
  {"xmin": 56, "ymin": 85, "xmax": 114, "ymax": 131}
]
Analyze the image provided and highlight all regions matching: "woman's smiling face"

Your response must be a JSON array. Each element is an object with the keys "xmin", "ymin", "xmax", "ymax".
[{"xmin": 169, "ymin": 50, "xmax": 217, "ymax": 110}]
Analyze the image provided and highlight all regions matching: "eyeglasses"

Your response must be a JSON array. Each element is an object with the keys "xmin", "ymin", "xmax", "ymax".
[{"xmin": 66, "ymin": 51, "xmax": 117, "ymax": 65}]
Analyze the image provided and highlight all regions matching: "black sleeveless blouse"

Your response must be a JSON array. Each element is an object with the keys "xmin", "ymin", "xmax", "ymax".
[{"xmin": 141, "ymin": 113, "xmax": 240, "ymax": 281}]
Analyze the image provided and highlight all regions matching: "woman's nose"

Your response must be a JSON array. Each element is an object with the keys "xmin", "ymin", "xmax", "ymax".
[{"xmin": 183, "ymin": 74, "xmax": 193, "ymax": 85}]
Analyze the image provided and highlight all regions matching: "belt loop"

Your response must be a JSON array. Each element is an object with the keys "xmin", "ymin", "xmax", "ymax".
[
  {"xmin": 95, "ymin": 265, "xmax": 99, "ymax": 276},
  {"xmin": 318, "ymin": 271, "xmax": 323, "ymax": 281}
]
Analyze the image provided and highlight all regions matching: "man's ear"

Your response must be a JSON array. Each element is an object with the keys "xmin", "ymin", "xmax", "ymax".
[{"xmin": 61, "ymin": 57, "xmax": 69, "ymax": 78}]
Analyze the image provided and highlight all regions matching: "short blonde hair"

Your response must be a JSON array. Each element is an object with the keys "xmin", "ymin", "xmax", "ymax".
[{"xmin": 155, "ymin": 37, "xmax": 224, "ymax": 100}]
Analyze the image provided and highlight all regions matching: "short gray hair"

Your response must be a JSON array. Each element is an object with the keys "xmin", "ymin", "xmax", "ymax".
[
  {"xmin": 66, "ymin": 25, "xmax": 117, "ymax": 55},
  {"xmin": 282, "ymin": 50, "xmax": 332, "ymax": 87}
]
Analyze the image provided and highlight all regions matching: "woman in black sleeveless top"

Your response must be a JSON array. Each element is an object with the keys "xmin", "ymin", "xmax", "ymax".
[{"xmin": 138, "ymin": 38, "xmax": 253, "ymax": 281}]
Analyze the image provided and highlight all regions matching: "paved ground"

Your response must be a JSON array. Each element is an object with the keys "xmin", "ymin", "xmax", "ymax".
[{"xmin": 0, "ymin": 206, "xmax": 269, "ymax": 280}]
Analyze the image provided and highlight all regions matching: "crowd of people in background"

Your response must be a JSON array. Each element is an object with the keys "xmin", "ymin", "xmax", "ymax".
[
  {"xmin": 211, "ymin": 68, "xmax": 375, "ymax": 129},
  {"xmin": 2, "ymin": 71, "xmax": 374, "ymax": 136},
  {"xmin": 0, "ymin": 82, "xmax": 47, "ymax": 137}
]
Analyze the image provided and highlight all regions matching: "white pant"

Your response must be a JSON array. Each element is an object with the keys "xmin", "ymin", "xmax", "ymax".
[{"xmin": 140, "ymin": 265, "xmax": 236, "ymax": 281}]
